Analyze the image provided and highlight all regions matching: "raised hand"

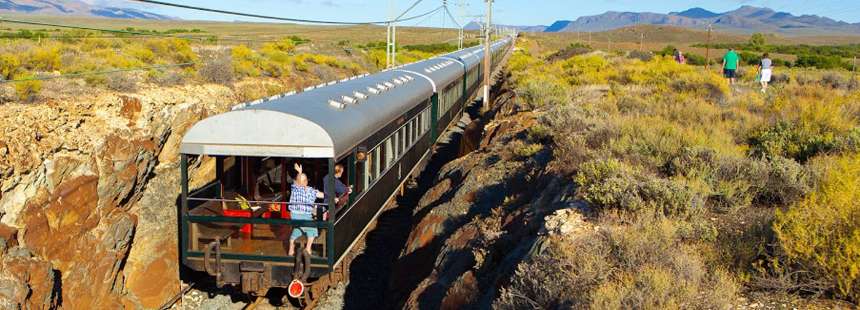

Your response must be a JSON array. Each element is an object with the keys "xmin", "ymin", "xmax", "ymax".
[{"xmin": 293, "ymin": 163, "xmax": 303, "ymax": 174}]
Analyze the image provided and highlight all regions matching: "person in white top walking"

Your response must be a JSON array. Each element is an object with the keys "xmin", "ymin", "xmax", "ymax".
[{"xmin": 758, "ymin": 53, "xmax": 773, "ymax": 93}]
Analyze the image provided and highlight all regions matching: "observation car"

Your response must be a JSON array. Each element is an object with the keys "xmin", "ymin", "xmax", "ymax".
[{"xmin": 177, "ymin": 37, "xmax": 514, "ymax": 300}]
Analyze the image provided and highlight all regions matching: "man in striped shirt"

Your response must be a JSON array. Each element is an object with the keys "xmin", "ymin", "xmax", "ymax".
[{"xmin": 288, "ymin": 163, "xmax": 328, "ymax": 256}]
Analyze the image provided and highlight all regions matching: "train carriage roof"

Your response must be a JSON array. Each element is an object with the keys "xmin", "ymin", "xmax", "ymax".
[
  {"xmin": 394, "ymin": 57, "xmax": 464, "ymax": 91},
  {"xmin": 180, "ymin": 70, "xmax": 433, "ymax": 159},
  {"xmin": 444, "ymin": 46, "xmax": 483, "ymax": 69}
]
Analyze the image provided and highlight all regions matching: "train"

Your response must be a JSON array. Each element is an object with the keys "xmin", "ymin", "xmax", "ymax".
[{"xmin": 177, "ymin": 36, "xmax": 514, "ymax": 302}]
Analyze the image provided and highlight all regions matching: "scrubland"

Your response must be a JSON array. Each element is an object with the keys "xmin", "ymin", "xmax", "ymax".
[
  {"xmin": 0, "ymin": 29, "xmax": 466, "ymax": 104},
  {"xmin": 497, "ymin": 36, "xmax": 859, "ymax": 308}
]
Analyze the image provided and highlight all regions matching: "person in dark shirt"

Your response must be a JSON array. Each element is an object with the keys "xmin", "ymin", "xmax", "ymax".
[{"xmin": 324, "ymin": 164, "xmax": 351, "ymax": 208}]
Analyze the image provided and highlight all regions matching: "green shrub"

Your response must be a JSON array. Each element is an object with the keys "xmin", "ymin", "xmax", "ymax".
[
  {"xmin": 496, "ymin": 218, "xmax": 739, "ymax": 309},
  {"xmin": 748, "ymin": 121, "xmax": 839, "ymax": 162},
  {"xmin": 576, "ymin": 159, "xmax": 701, "ymax": 216},
  {"xmin": 13, "ymin": 76, "xmax": 42, "ymax": 102},
  {"xmin": 627, "ymin": 50, "xmax": 653, "ymax": 62},
  {"xmin": 231, "ymin": 45, "xmax": 260, "ymax": 77},
  {"xmin": 518, "ymin": 74, "xmax": 570, "ymax": 108},
  {"xmin": 773, "ymin": 154, "xmax": 860, "ymax": 302},
  {"xmin": 511, "ymin": 141, "xmax": 543, "ymax": 159},
  {"xmin": 29, "ymin": 46, "xmax": 62, "ymax": 71},
  {"xmin": 795, "ymin": 55, "xmax": 848, "ymax": 70},
  {"xmin": 665, "ymin": 148, "xmax": 810, "ymax": 210},
  {"xmin": 0, "ymin": 53, "xmax": 20, "ymax": 80}
]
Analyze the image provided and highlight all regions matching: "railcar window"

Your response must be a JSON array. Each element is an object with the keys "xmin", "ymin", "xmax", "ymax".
[
  {"xmin": 371, "ymin": 148, "xmax": 379, "ymax": 182},
  {"xmin": 363, "ymin": 152, "xmax": 371, "ymax": 190},
  {"xmin": 408, "ymin": 121, "xmax": 414, "ymax": 147},
  {"xmin": 400, "ymin": 127, "xmax": 407, "ymax": 154},
  {"xmin": 385, "ymin": 138, "xmax": 394, "ymax": 170},
  {"xmin": 412, "ymin": 118, "xmax": 418, "ymax": 142}
]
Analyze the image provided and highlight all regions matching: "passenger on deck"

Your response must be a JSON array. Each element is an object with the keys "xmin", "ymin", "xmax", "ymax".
[
  {"xmin": 287, "ymin": 163, "xmax": 328, "ymax": 256},
  {"xmin": 324, "ymin": 164, "xmax": 352, "ymax": 208}
]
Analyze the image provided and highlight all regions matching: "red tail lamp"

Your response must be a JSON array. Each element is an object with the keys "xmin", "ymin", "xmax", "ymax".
[{"xmin": 288, "ymin": 279, "xmax": 305, "ymax": 298}]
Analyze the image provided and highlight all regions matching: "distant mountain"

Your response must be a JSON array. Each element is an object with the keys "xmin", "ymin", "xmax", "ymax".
[
  {"xmin": 516, "ymin": 5, "xmax": 860, "ymax": 35},
  {"xmin": 671, "ymin": 7, "xmax": 719, "ymax": 19},
  {"xmin": 0, "ymin": 0, "xmax": 175, "ymax": 20},
  {"xmin": 544, "ymin": 20, "xmax": 572, "ymax": 32}
]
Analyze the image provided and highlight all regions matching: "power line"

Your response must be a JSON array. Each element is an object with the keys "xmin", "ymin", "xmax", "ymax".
[
  {"xmin": 443, "ymin": 5, "xmax": 462, "ymax": 28},
  {"xmin": 129, "ymin": 0, "xmax": 441, "ymax": 25},
  {"xmin": 1, "ymin": 62, "xmax": 195, "ymax": 83}
]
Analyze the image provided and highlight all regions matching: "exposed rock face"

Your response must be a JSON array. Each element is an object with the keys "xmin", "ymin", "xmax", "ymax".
[
  {"xmin": 388, "ymin": 86, "xmax": 586, "ymax": 309},
  {"xmin": 0, "ymin": 83, "xmax": 245, "ymax": 308},
  {"xmin": 0, "ymin": 249, "xmax": 58, "ymax": 309}
]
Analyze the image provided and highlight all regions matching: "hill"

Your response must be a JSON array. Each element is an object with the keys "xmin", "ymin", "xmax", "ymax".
[
  {"xmin": 513, "ymin": 5, "xmax": 860, "ymax": 36},
  {"xmin": 0, "ymin": 0, "xmax": 174, "ymax": 20}
]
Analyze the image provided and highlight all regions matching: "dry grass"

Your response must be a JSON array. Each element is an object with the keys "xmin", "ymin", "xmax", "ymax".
[{"xmin": 500, "ymin": 37, "xmax": 860, "ymax": 306}]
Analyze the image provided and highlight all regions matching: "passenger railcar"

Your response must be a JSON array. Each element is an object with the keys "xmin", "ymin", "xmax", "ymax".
[{"xmin": 177, "ymin": 37, "xmax": 513, "ymax": 300}]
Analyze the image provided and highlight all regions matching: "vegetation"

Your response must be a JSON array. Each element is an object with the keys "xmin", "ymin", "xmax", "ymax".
[
  {"xmin": 500, "ymin": 36, "xmax": 860, "ymax": 306},
  {"xmin": 692, "ymin": 33, "xmax": 859, "ymax": 70},
  {"xmin": 0, "ymin": 34, "xmax": 364, "ymax": 102},
  {"xmin": 773, "ymin": 154, "xmax": 860, "ymax": 301},
  {"xmin": 497, "ymin": 217, "xmax": 738, "ymax": 309}
]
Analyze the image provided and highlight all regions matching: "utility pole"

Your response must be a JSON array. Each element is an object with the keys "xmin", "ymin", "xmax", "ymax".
[
  {"xmin": 705, "ymin": 24, "xmax": 713, "ymax": 70},
  {"xmin": 482, "ymin": 0, "xmax": 492, "ymax": 110},
  {"xmin": 639, "ymin": 33, "xmax": 644, "ymax": 51},
  {"xmin": 386, "ymin": 0, "xmax": 397, "ymax": 69},
  {"xmin": 608, "ymin": 34, "xmax": 612, "ymax": 52}
]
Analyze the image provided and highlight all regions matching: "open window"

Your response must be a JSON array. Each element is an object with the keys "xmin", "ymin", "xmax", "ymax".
[{"xmin": 182, "ymin": 155, "xmax": 335, "ymax": 264}]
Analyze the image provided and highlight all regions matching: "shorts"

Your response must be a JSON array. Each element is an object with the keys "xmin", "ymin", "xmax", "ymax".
[
  {"xmin": 290, "ymin": 212, "xmax": 318, "ymax": 240},
  {"xmin": 760, "ymin": 69, "xmax": 772, "ymax": 82},
  {"xmin": 723, "ymin": 68, "xmax": 736, "ymax": 78}
]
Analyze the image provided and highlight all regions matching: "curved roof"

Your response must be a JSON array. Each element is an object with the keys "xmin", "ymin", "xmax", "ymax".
[
  {"xmin": 181, "ymin": 70, "xmax": 433, "ymax": 159},
  {"xmin": 180, "ymin": 38, "xmax": 513, "ymax": 160},
  {"xmin": 395, "ymin": 57, "xmax": 464, "ymax": 90},
  {"xmin": 442, "ymin": 46, "xmax": 483, "ymax": 70}
]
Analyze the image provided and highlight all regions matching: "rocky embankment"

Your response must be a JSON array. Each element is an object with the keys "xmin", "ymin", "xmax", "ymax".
[
  {"xmin": 385, "ymin": 75, "xmax": 587, "ymax": 309},
  {"xmin": 0, "ymin": 80, "xmax": 296, "ymax": 309}
]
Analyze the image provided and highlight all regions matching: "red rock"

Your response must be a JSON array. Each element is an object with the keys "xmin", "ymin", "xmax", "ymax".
[{"xmin": 0, "ymin": 223, "xmax": 16, "ymax": 248}]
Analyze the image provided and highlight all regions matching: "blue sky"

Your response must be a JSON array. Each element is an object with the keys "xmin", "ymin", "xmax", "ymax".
[{"xmin": 119, "ymin": 0, "xmax": 860, "ymax": 25}]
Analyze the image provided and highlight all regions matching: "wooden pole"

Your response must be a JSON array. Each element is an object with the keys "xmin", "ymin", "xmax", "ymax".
[
  {"xmin": 705, "ymin": 24, "xmax": 713, "ymax": 70},
  {"xmin": 639, "ymin": 33, "xmax": 644, "ymax": 51}
]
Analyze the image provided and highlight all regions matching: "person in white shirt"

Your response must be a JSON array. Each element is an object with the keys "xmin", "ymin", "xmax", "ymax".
[{"xmin": 758, "ymin": 53, "xmax": 773, "ymax": 93}]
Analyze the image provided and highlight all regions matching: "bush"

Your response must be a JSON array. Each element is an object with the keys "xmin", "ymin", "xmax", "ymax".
[
  {"xmin": 795, "ymin": 55, "xmax": 847, "ymax": 70},
  {"xmin": 576, "ymin": 159, "xmax": 702, "ymax": 216},
  {"xmin": 627, "ymin": 50, "xmax": 653, "ymax": 62},
  {"xmin": 748, "ymin": 121, "xmax": 842, "ymax": 163},
  {"xmin": 29, "ymin": 45, "xmax": 62, "ymax": 71},
  {"xmin": 0, "ymin": 53, "xmax": 21, "ymax": 80},
  {"xmin": 105, "ymin": 72, "xmax": 139, "ymax": 92},
  {"xmin": 148, "ymin": 69, "xmax": 186, "ymax": 86},
  {"xmin": 772, "ymin": 154, "xmax": 860, "ymax": 302},
  {"xmin": 231, "ymin": 45, "xmax": 260, "ymax": 77},
  {"xmin": 517, "ymin": 74, "xmax": 570, "ymax": 108},
  {"xmin": 771, "ymin": 73, "xmax": 790, "ymax": 84},
  {"xmin": 821, "ymin": 73, "xmax": 851, "ymax": 89},
  {"xmin": 13, "ymin": 77, "xmax": 42, "ymax": 102},
  {"xmin": 199, "ymin": 52, "xmax": 234, "ymax": 84},
  {"xmin": 513, "ymin": 142, "xmax": 543, "ymax": 159},
  {"xmin": 496, "ymin": 218, "xmax": 739, "ymax": 309}
]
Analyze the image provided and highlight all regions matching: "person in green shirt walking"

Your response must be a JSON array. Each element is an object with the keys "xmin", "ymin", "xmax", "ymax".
[{"xmin": 722, "ymin": 48, "xmax": 740, "ymax": 85}]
